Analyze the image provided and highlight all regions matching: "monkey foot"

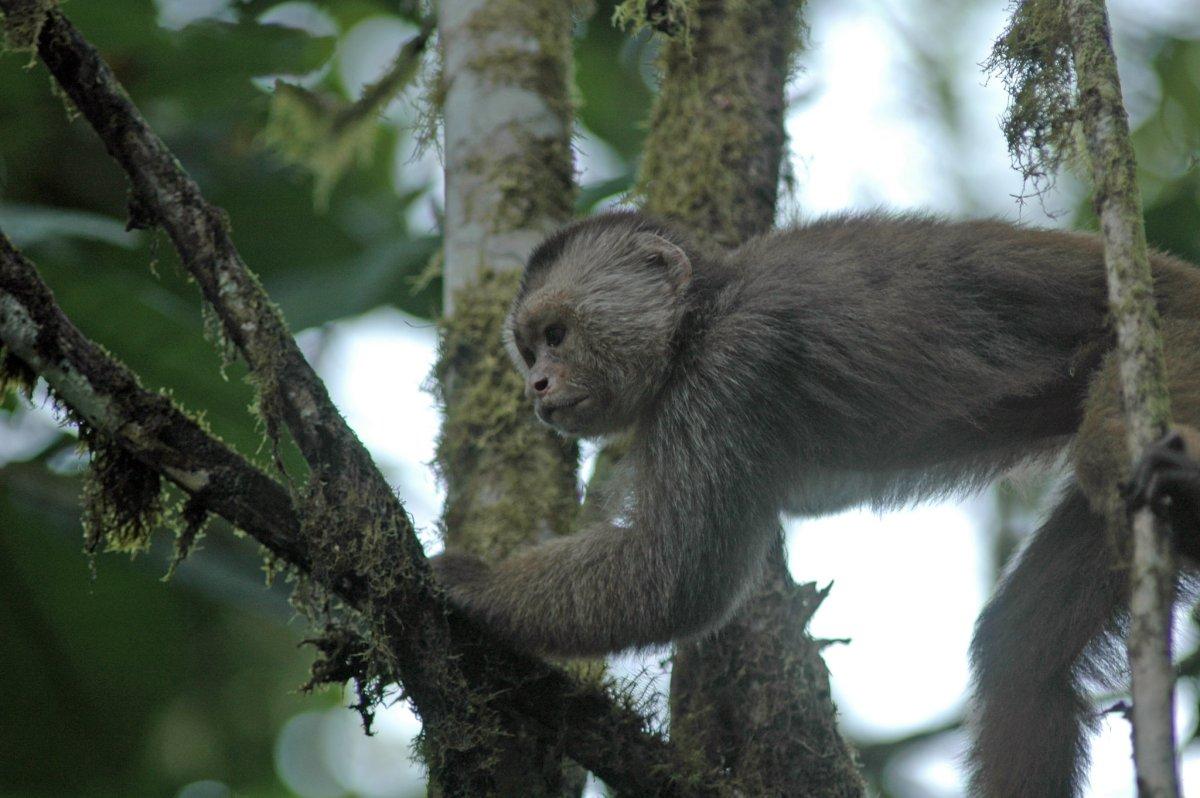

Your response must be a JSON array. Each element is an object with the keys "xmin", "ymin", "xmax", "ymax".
[{"xmin": 1125, "ymin": 426, "xmax": 1200, "ymax": 519}]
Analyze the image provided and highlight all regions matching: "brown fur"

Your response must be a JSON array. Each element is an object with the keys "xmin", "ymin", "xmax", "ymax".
[{"xmin": 432, "ymin": 210, "xmax": 1200, "ymax": 796}]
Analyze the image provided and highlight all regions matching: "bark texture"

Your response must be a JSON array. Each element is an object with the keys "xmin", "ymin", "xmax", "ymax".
[
  {"xmin": 633, "ymin": 0, "xmax": 864, "ymax": 793},
  {"xmin": 435, "ymin": 0, "xmax": 584, "ymax": 792},
  {"xmin": 1065, "ymin": 1, "xmax": 1178, "ymax": 794},
  {"xmin": 637, "ymin": 0, "xmax": 793, "ymax": 249},
  {"xmin": 439, "ymin": 0, "xmax": 575, "ymax": 312}
]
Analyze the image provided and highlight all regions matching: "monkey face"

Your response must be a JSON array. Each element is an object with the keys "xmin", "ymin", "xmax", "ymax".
[
  {"xmin": 507, "ymin": 216, "xmax": 695, "ymax": 437},
  {"xmin": 505, "ymin": 294, "xmax": 614, "ymax": 436}
]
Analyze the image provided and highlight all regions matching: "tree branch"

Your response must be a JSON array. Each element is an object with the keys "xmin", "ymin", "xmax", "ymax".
[
  {"xmin": 25, "ymin": 5, "xmax": 364, "ymax": 484},
  {"xmin": 1064, "ymin": 1, "xmax": 1179, "ymax": 795},
  {"xmin": 0, "ymin": 233, "xmax": 304, "ymax": 566},
  {"xmin": 0, "ymin": 5, "xmax": 735, "ymax": 794},
  {"xmin": 0, "ymin": 189, "xmax": 720, "ymax": 798}
]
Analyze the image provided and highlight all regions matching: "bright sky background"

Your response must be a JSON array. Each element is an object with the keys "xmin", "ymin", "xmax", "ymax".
[{"xmin": 81, "ymin": 1, "xmax": 1200, "ymax": 795}]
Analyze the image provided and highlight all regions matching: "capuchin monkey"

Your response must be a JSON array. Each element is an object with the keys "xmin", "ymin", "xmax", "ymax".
[{"xmin": 431, "ymin": 210, "xmax": 1200, "ymax": 796}]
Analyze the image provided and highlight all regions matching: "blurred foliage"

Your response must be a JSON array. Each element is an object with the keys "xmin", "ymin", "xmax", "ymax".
[{"xmin": 0, "ymin": 0, "xmax": 647, "ymax": 795}]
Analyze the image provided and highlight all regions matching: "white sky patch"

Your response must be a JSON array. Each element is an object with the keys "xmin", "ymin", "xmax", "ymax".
[
  {"xmin": 787, "ymin": 500, "xmax": 987, "ymax": 736},
  {"xmin": 257, "ymin": 2, "xmax": 338, "ymax": 37},
  {"xmin": 318, "ymin": 309, "xmax": 444, "ymax": 552},
  {"xmin": 338, "ymin": 17, "xmax": 422, "ymax": 122},
  {"xmin": 154, "ymin": 0, "xmax": 234, "ymax": 30},
  {"xmin": 787, "ymin": 5, "xmax": 937, "ymax": 214}
]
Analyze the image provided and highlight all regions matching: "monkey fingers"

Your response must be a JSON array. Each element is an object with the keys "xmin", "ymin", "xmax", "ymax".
[
  {"xmin": 1126, "ymin": 428, "xmax": 1200, "ymax": 519},
  {"xmin": 429, "ymin": 550, "xmax": 493, "ymax": 598}
]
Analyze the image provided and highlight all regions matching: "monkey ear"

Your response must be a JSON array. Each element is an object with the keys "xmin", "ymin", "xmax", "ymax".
[{"xmin": 637, "ymin": 232, "xmax": 692, "ymax": 290}]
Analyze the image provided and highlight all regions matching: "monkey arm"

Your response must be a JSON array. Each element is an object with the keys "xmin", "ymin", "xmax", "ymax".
[
  {"xmin": 432, "ymin": 508, "xmax": 777, "ymax": 657},
  {"xmin": 433, "ymin": 428, "xmax": 781, "ymax": 657}
]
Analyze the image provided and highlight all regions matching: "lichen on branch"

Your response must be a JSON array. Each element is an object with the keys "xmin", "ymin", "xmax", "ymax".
[
  {"xmin": 432, "ymin": 270, "xmax": 579, "ymax": 560},
  {"xmin": 0, "ymin": 0, "xmax": 55, "ymax": 54}
]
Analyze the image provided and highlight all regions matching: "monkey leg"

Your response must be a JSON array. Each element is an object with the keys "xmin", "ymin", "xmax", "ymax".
[
  {"xmin": 968, "ymin": 484, "xmax": 1126, "ymax": 798},
  {"xmin": 1127, "ymin": 427, "xmax": 1200, "ymax": 556},
  {"xmin": 1076, "ymin": 321, "xmax": 1200, "ymax": 558}
]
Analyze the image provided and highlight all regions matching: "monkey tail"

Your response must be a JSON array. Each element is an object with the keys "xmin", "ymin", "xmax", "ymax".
[{"xmin": 968, "ymin": 483, "xmax": 1127, "ymax": 797}]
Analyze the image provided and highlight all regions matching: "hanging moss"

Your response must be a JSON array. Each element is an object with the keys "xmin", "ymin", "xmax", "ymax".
[
  {"xmin": 80, "ymin": 430, "xmax": 166, "ymax": 556},
  {"xmin": 286, "ymin": 458, "xmax": 438, "ymax": 738},
  {"xmin": 983, "ymin": 0, "xmax": 1079, "ymax": 194},
  {"xmin": 162, "ymin": 493, "xmax": 210, "ymax": 580},
  {"xmin": 291, "ymin": 471, "xmax": 514, "ymax": 785},
  {"xmin": 613, "ymin": 0, "xmax": 695, "ymax": 38},
  {"xmin": 412, "ymin": 54, "xmax": 445, "ymax": 158},
  {"xmin": 431, "ymin": 270, "xmax": 579, "ymax": 560},
  {"xmin": 0, "ymin": 0, "xmax": 55, "ymax": 55},
  {"xmin": 195, "ymin": 266, "xmax": 293, "ymax": 470},
  {"xmin": 0, "ymin": 347, "xmax": 36, "ymax": 399}
]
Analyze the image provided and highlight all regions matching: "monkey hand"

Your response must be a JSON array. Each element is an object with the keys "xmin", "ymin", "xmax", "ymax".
[
  {"xmin": 428, "ymin": 550, "xmax": 493, "ymax": 609},
  {"xmin": 1125, "ymin": 425, "xmax": 1200, "ymax": 519}
]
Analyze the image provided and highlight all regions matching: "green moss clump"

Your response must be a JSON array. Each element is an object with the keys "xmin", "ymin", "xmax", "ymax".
[
  {"xmin": 613, "ymin": 0, "xmax": 694, "ymax": 38},
  {"xmin": 1, "ymin": 0, "xmax": 55, "ymax": 55},
  {"xmin": 260, "ymin": 26, "xmax": 431, "ymax": 209},
  {"xmin": 635, "ymin": 0, "xmax": 805, "ymax": 247},
  {"xmin": 984, "ymin": 0, "xmax": 1079, "ymax": 194},
  {"xmin": 0, "ymin": 347, "xmax": 37, "ymax": 399},
  {"xmin": 260, "ymin": 82, "xmax": 387, "ymax": 211},
  {"xmin": 489, "ymin": 135, "xmax": 575, "ymax": 233},
  {"xmin": 80, "ymin": 431, "xmax": 165, "ymax": 556}
]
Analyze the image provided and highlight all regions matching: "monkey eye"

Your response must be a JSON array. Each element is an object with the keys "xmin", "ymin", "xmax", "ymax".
[{"xmin": 544, "ymin": 323, "xmax": 566, "ymax": 347}]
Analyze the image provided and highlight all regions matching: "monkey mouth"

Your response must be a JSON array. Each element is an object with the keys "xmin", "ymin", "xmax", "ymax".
[
  {"xmin": 536, "ymin": 395, "xmax": 589, "ymax": 428},
  {"xmin": 540, "ymin": 395, "xmax": 587, "ymax": 415}
]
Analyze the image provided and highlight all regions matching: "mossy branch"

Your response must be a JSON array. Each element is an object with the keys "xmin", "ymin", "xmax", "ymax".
[
  {"xmin": 0, "ymin": 189, "xmax": 730, "ymax": 798},
  {"xmin": 1062, "ymin": 0, "xmax": 1178, "ymax": 794},
  {"xmin": 0, "ymin": 4, "xmax": 742, "ymax": 794},
  {"xmin": 0, "ymin": 232, "xmax": 305, "ymax": 566}
]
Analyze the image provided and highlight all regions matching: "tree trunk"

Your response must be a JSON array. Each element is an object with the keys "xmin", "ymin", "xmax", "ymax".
[
  {"xmin": 435, "ymin": 0, "xmax": 584, "ymax": 794},
  {"xmin": 635, "ymin": 0, "xmax": 863, "ymax": 793}
]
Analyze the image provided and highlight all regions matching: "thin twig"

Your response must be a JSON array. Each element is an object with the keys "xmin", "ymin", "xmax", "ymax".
[{"xmin": 1064, "ymin": 1, "xmax": 1179, "ymax": 795}]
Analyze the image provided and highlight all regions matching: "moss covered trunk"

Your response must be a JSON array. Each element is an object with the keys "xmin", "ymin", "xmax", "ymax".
[
  {"xmin": 634, "ymin": 0, "xmax": 863, "ymax": 793},
  {"xmin": 434, "ymin": 0, "xmax": 584, "ymax": 794}
]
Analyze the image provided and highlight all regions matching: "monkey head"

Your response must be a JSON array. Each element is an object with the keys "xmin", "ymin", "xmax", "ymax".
[{"xmin": 505, "ymin": 213, "xmax": 694, "ymax": 437}]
